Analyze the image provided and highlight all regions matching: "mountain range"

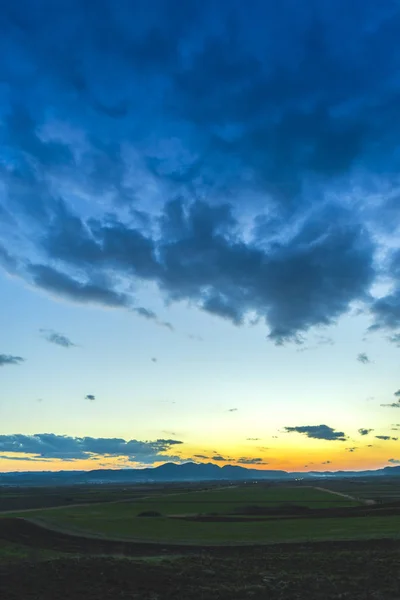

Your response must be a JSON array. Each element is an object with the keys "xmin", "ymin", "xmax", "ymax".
[{"xmin": 1, "ymin": 461, "xmax": 400, "ymax": 486}]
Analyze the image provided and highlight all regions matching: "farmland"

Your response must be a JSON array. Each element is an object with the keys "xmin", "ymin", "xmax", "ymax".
[
  {"xmin": 2, "ymin": 479, "xmax": 400, "ymax": 599},
  {"xmin": 3, "ymin": 481, "xmax": 400, "ymax": 545}
]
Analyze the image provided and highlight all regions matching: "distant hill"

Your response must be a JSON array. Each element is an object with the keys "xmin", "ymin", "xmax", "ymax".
[{"xmin": 1, "ymin": 461, "xmax": 400, "ymax": 486}]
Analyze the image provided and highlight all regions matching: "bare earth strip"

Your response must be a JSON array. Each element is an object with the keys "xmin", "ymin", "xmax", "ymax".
[{"xmin": 311, "ymin": 486, "xmax": 376, "ymax": 505}]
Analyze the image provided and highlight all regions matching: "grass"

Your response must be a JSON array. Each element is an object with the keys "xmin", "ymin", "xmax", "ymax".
[
  {"xmin": 0, "ymin": 539, "xmax": 65, "ymax": 561},
  {"xmin": 25, "ymin": 511, "xmax": 400, "ymax": 544},
  {"xmin": 7, "ymin": 484, "xmax": 358, "ymax": 519},
  {"xmin": 4, "ymin": 484, "xmax": 400, "ymax": 546}
]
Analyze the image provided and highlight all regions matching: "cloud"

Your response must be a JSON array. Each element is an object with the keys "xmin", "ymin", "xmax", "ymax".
[
  {"xmin": 0, "ymin": 433, "xmax": 183, "ymax": 463},
  {"xmin": 246, "ymin": 438, "xmax": 261, "ymax": 441},
  {"xmin": 284, "ymin": 424, "xmax": 347, "ymax": 441},
  {"xmin": 395, "ymin": 390, "xmax": 400, "ymax": 397},
  {"xmin": 0, "ymin": 354, "xmax": 25, "ymax": 367},
  {"xmin": 322, "ymin": 460, "xmax": 332, "ymax": 465},
  {"xmin": 346, "ymin": 447, "xmax": 358, "ymax": 453},
  {"xmin": 40, "ymin": 329, "xmax": 76, "ymax": 348},
  {"xmin": 151, "ymin": 357, "xmax": 157, "ymax": 363},
  {"xmin": 237, "ymin": 457, "xmax": 267, "ymax": 465},
  {"xmin": 381, "ymin": 400, "xmax": 400, "ymax": 408},
  {"xmin": 375, "ymin": 435, "xmax": 397, "ymax": 441},
  {"xmin": 193, "ymin": 454, "xmax": 208, "ymax": 460},
  {"xmin": 85, "ymin": 394, "xmax": 96, "ymax": 401},
  {"xmin": 1, "ymin": 0, "xmax": 400, "ymax": 343},
  {"xmin": 29, "ymin": 264, "xmax": 130, "ymax": 308},
  {"xmin": 133, "ymin": 307, "xmax": 174, "ymax": 331},
  {"xmin": 388, "ymin": 458, "xmax": 400, "ymax": 465},
  {"xmin": 212, "ymin": 455, "xmax": 229, "ymax": 462},
  {"xmin": 227, "ymin": 408, "xmax": 238, "ymax": 412},
  {"xmin": 358, "ymin": 428, "xmax": 374, "ymax": 436},
  {"xmin": 357, "ymin": 352, "xmax": 371, "ymax": 364}
]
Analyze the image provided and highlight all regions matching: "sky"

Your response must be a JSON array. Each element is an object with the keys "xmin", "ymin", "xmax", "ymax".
[{"xmin": 1, "ymin": 0, "xmax": 400, "ymax": 473}]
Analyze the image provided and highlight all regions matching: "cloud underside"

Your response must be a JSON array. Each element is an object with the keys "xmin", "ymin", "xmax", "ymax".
[
  {"xmin": 284, "ymin": 424, "xmax": 347, "ymax": 441},
  {"xmin": 0, "ymin": 2, "xmax": 399, "ymax": 342},
  {"xmin": 0, "ymin": 434, "xmax": 183, "ymax": 463}
]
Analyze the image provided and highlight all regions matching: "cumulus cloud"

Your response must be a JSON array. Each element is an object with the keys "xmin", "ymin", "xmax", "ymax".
[
  {"xmin": 358, "ymin": 428, "xmax": 374, "ymax": 436},
  {"xmin": 357, "ymin": 353, "xmax": 371, "ymax": 364},
  {"xmin": 395, "ymin": 390, "xmax": 400, "ymax": 397},
  {"xmin": 0, "ymin": 433, "xmax": 183, "ymax": 462},
  {"xmin": 3, "ymin": 1, "xmax": 399, "ymax": 343},
  {"xmin": 284, "ymin": 424, "xmax": 347, "ymax": 441},
  {"xmin": 40, "ymin": 329, "xmax": 76, "ymax": 348},
  {"xmin": 0, "ymin": 354, "xmax": 25, "ymax": 367}
]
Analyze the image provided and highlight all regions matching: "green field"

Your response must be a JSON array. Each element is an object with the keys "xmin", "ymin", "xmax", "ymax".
[
  {"xmin": 6, "ymin": 484, "xmax": 400, "ymax": 545},
  {"xmin": 18, "ymin": 483, "xmax": 357, "ymax": 516},
  {"xmin": 26, "ymin": 510, "xmax": 400, "ymax": 544}
]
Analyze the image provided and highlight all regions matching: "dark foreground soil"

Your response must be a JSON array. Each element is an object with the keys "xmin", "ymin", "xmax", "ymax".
[{"xmin": 2, "ymin": 547, "xmax": 400, "ymax": 600}]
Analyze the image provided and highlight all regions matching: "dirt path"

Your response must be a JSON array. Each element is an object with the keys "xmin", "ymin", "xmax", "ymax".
[{"xmin": 312, "ymin": 486, "xmax": 376, "ymax": 505}]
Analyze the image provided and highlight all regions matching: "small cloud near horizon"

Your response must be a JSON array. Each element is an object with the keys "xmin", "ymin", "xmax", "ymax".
[
  {"xmin": 358, "ymin": 428, "xmax": 374, "ymax": 436},
  {"xmin": 85, "ymin": 394, "xmax": 96, "ymax": 401},
  {"xmin": 284, "ymin": 424, "xmax": 347, "ymax": 441}
]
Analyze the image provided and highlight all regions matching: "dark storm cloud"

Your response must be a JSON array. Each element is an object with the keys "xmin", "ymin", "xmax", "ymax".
[
  {"xmin": 85, "ymin": 394, "xmax": 96, "ymax": 401},
  {"xmin": 357, "ymin": 353, "xmax": 371, "ymax": 364},
  {"xmin": 0, "ymin": 354, "xmax": 24, "ymax": 367},
  {"xmin": 40, "ymin": 329, "xmax": 76, "ymax": 348},
  {"xmin": 1, "ymin": 0, "xmax": 400, "ymax": 339},
  {"xmin": 358, "ymin": 428, "xmax": 373, "ymax": 436},
  {"xmin": 0, "ymin": 433, "xmax": 183, "ymax": 461},
  {"xmin": 284, "ymin": 425, "xmax": 347, "ymax": 441}
]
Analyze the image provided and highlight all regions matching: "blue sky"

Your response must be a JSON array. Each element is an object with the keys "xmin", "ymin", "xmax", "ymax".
[{"xmin": 1, "ymin": 0, "xmax": 400, "ymax": 472}]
